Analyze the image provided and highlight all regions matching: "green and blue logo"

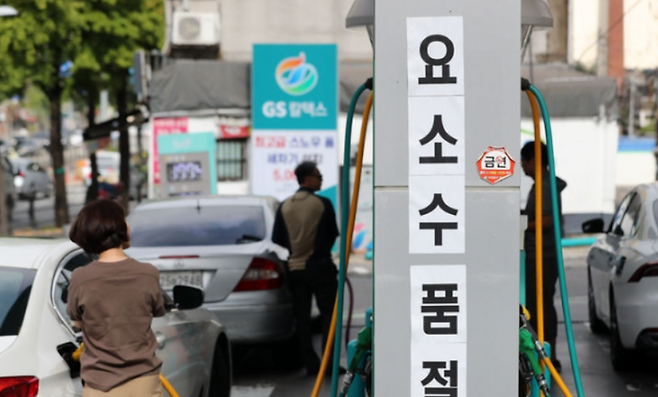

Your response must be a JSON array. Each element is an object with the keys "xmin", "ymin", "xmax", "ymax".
[
  {"xmin": 252, "ymin": 44, "xmax": 337, "ymax": 130},
  {"xmin": 275, "ymin": 52, "xmax": 319, "ymax": 96}
]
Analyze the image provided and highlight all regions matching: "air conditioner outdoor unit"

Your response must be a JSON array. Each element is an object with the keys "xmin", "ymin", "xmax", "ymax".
[{"xmin": 172, "ymin": 12, "xmax": 221, "ymax": 46}]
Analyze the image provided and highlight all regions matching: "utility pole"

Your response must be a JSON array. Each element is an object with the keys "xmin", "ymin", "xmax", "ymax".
[{"xmin": 597, "ymin": 0, "xmax": 609, "ymax": 77}]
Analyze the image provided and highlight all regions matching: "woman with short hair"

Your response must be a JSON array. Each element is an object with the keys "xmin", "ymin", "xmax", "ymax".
[{"xmin": 67, "ymin": 199, "xmax": 166, "ymax": 397}]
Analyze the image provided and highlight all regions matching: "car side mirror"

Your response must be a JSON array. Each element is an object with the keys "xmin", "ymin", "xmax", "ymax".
[
  {"xmin": 173, "ymin": 285, "xmax": 204, "ymax": 310},
  {"xmin": 582, "ymin": 218, "xmax": 605, "ymax": 234}
]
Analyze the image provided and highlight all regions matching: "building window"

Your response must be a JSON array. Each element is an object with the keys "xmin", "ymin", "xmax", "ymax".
[{"xmin": 216, "ymin": 139, "xmax": 247, "ymax": 181}]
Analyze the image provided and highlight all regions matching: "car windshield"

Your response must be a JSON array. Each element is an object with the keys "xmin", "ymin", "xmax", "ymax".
[
  {"xmin": 0, "ymin": 267, "xmax": 36, "ymax": 336},
  {"xmin": 97, "ymin": 158, "xmax": 118, "ymax": 169},
  {"xmin": 129, "ymin": 204, "xmax": 267, "ymax": 247}
]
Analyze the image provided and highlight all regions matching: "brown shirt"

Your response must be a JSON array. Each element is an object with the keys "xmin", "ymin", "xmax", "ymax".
[
  {"xmin": 272, "ymin": 188, "xmax": 339, "ymax": 271},
  {"xmin": 67, "ymin": 258, "xmax": 166, "ymax": 392}
]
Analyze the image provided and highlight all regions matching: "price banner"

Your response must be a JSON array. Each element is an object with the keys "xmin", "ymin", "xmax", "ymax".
[{"xmin": 250, "ymin": 130, "xmax": 337, "ymax": 201}]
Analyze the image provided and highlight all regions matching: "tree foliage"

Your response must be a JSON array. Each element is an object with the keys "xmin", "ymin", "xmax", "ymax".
[
  {"xmin": 0, "ymin": 0, "xmax": 86, "ymax": 97},
  {"xmin": 0, "ymin": 0, "xmax": 164, "ymax": 223},
  {"xmin": 77, "ymin": 0, "xmax": 164, "ymax": 210},
  {"xmin": 77, "ymin": 0, "xmax": 164, "ymax": 93}
]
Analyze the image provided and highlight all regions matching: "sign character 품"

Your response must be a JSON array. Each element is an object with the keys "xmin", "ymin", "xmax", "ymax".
[{"xmin": 421, "ymin": 283, "xmax": 459, "ymax": 335}]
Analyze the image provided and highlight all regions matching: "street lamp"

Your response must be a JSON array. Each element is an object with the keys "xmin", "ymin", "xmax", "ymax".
[
  {"xmin": 522, "ymin": 0, "xmax": 553, "ymax": 60},
  {"xmin": 345, "ymin": 0, "xmax": 374, "ymax": 50},
  {"xmin": 0, "ymin": 5, "xmax": 18, "ymax": 17}
]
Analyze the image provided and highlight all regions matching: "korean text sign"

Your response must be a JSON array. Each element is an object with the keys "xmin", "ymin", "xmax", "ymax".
[
  {"xmin": 251, "ymin": 130, "xmax": 338, "ymax": 201},
  {"xmin": 252, "ymin": 44, "xmax": 337, "ymax": 130}
]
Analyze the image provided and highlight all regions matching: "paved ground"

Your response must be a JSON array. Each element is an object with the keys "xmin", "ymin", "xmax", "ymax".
[{"xmin": 232, "ymin": 246, "xmax": 658, "ymax": 397}]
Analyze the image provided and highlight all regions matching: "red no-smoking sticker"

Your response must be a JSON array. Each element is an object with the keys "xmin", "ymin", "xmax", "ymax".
[{"xmin": 476, "ymin": 146, "xmax": 515, "ymax": 184}]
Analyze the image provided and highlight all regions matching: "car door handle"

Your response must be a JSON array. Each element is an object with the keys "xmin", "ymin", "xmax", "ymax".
[{"xmin": 155, "ymin": 332, "xmax": 167, "ymax": 349}]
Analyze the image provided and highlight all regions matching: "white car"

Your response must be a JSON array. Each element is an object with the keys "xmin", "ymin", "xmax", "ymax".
[
  {"xmin": 583, "ymin": 183, "xmax": 658, "ymax": 371},
  {"xmin": 0, "ymin": 238, "xmax": 231, "ymax": 396}
]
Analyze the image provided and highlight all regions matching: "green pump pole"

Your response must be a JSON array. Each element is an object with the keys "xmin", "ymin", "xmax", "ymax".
[
  {"xmin": 528, "ymin": 85, "xmax": 586, "ymax": 397},
  {"xmin": 331, "ymin": 82, "xmax": 369, "ymax": 397}
]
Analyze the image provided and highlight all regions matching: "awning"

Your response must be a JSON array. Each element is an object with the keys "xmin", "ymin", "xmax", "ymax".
[
  {"xmin": 521, "ymin": 63, "xmax": 618, "ymax": 119},
  {"xmin": 147, "ymin": 59, "xmax": 375, "ymax": 116}
]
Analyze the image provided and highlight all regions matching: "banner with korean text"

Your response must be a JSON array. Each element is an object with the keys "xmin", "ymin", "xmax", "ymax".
[{"xmin": 251, "ymin": 44, "xmax": 338, "ymax": 202}]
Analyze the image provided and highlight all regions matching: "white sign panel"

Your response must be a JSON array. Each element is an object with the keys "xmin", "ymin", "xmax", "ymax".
[
  {"xmin": 410, "ymin": 264, "xmax": 467, "ymax": 397},
  {"xmin": 409, "ymin": 96, "xmax": 465, "ymax": 176},
  {"xmin": 409, "ymin": 175, "xmax": 465, "ymax": 254},
  {"xmin": 251, "ymin": 130, "xmax": 338, "ymax": 201},
  {"xmin": 407, "ymin": 16, "xmax": 465, "ymax": 97}
]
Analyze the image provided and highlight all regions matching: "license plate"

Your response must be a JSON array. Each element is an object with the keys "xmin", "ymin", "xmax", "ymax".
[{"xmin": 160, "ymin": 271, "xmax": 204, "ymax": 291}]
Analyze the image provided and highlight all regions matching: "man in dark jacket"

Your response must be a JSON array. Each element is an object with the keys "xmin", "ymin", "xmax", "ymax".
[
  {"xmin": 521, "ymin": 141, "xmax": 567, "ymax": 371},
  {"xmin": 272, "ymin": 161, "xmax": 339, "ymax": 376}
]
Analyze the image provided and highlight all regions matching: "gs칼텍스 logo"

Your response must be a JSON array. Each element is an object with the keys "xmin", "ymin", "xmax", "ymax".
[{"xmin": 275, "ymin": 52, "xmax": 318, "ymax": 96}]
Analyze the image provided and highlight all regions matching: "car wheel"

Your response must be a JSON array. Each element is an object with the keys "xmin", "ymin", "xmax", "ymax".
[
  {"xmin": 609, "ymin": 291, "xmax": 634, "ymax": 371},
  {"xmin": 209, "ymin": 343, "xmax": 231, "ymax": 397},
  {"xmin": 588, "ymin": 269, "xmax": 607, "ymax": 334}
]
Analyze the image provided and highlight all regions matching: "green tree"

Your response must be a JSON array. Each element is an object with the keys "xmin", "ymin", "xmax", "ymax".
[
  {"xmin": 0, "ymin": 0, "xmax": 87, "ymax": 227},
  {"xmin": 22, "ymin": 84, "xmax": 50, "ymax": 132},
  {"xmin": 77, "ymin": 0, "xmax": 164, "ymax": 210}
]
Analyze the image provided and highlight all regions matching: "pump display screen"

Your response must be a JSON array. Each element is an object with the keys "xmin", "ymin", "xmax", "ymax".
[{"xmin": 166, "ymin": 161, "xmax": 203, "ymax": 182}]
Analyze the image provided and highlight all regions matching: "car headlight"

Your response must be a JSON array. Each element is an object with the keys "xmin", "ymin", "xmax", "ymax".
[{"xmin": 14, "ymin": 176, "xmax": 23, "ymax": 187}]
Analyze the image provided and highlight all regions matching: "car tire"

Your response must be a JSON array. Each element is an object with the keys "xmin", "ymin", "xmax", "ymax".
[
  {"xmin": 209, "ymin": 343, "xmax": 231, "ymax": 397},
  {"xmin": 609, "ymin": 291, "xmax": 635, "ymax": 371},
  {"xmin": 588, "ymin": 269, "xmax": 607, "ymax": 334}
]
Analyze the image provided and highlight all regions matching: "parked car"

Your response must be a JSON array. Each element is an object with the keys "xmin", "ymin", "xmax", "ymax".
[
  {"xmin": 10, "ymin": 158, "xmax": 52, "ymax": 200},
  {"xmin": 583, "ymin": 183, "xmax": 658, "ymax": 371},
  {"xmin": 126, "ymin": 196, "xmax": 295, "ymax": 348},
  {"xmin": 0, "ymin": 239, "xmax": 231, "ymax": 397},
  {"xmin": 31, "ymin": 132, "xmax": 51, "ymax": 149},
  {"xmin": 15, "ymin": 139, "xmax": 43, "ymax": 157}
]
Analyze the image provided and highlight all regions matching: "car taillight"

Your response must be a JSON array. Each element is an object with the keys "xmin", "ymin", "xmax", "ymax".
[
  {"xmin": 233, "ymin": 258, "xmax": 283, "ymax": 292},
  {"xmin": 0, "ymin": 376, "xmax": 39, "ymax": 397},
  {"xmin": 628, "ymin": 262, "xmax": 658, "ymax": 282},
  {"xmin": 17, "ymin": 172, "xmax": 24, "ymax": 178}
]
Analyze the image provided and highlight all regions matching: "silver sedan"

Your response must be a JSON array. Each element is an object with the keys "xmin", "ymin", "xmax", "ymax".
[
  {"xmin": 126, "ymin": 196, "xmax": 295, "ymax": 348},
  {"xmin": 584, "ymin": 182, "xmax": 658, "ymax": 371}
]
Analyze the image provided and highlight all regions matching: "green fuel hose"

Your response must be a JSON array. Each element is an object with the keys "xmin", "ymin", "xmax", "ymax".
[
  {"xmin": 528, "ymin": 84, "xmax": 586, "ymax": 397},
  {"xmin": 330, "ymin": 80, "xmax": 371, "ymax": 397}
]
